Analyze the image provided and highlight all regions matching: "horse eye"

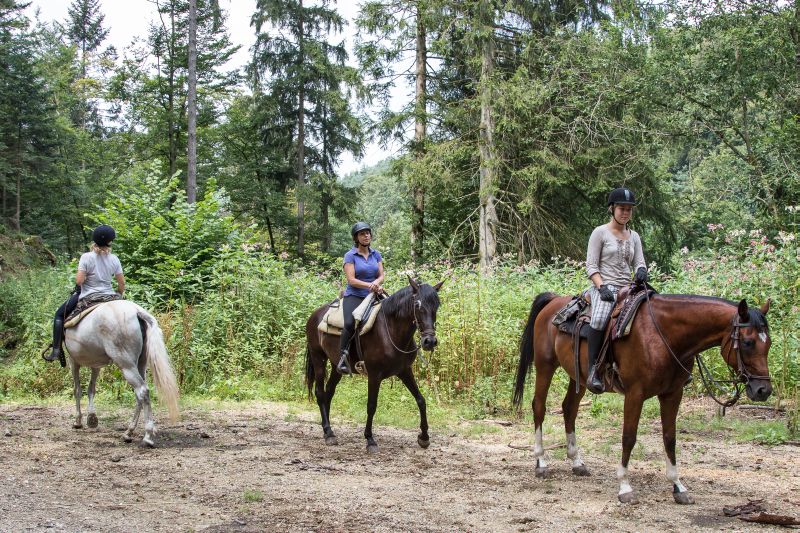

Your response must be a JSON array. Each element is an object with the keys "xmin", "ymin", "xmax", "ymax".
[{"xmin": 741, "ymin": 339, "xmax": 755, "ymax": 349}]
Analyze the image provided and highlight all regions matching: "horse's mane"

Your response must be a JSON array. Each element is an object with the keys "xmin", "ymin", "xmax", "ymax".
[
  {"xmin": 381, "ymin": 284, "xmax": 440, "ymax": 319},
  {"xmin": 660, "ymin": 294, "xmax": 769, "ymax": 330}
]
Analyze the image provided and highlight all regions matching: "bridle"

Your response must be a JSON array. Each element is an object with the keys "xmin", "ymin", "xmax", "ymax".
[
  {"xmin": 645, "ymin": 290, "xmax": 770, "ymax": 409},
  {"xmin": 382, "ymin": 291, "xmax": 437, "ymax": 358}
]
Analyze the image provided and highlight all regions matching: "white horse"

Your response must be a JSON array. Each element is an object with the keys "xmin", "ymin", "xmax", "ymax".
[{"xmin": 64, "ymin": 300, "xmax": 180, "ymax": 447}]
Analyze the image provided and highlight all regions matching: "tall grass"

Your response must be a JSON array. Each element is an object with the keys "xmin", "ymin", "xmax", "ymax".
[{"xmin": 1, "ymin": 238, "xmax": 797, "ymax": 433}]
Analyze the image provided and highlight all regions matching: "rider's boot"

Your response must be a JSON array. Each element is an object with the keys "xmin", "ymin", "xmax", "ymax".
[
  {"xmin": 586, "ymin": 326, "xmax": 605, "ymax": 394},
  {"xmin": 43, "ymin": 316, "xmax": 65, "ymax": 362}
]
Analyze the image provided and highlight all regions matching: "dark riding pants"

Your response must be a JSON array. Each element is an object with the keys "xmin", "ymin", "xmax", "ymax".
[
  {"xmin": 339, "ymin": 295, "xmax": 365, "ymax": 355},
  {"xmin": 52, "ymin": 290, "xmax": 80, "ymax": 348}
]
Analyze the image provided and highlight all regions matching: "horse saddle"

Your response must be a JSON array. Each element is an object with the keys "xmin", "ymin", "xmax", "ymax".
[
  {"xmin": 64, "ymin": 294, "xmax": 122, "ymax": 329},
  {"xmin": 554, "ymin": 285, "xmax": 656, "ymax": 340},
  {"xmin": 318, "ymin": 297, "xmax": 382, "ymax": 336}
]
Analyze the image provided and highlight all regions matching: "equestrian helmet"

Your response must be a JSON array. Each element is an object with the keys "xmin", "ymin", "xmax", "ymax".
[
  {"xmin": 92, "ymin": 224, "xmax": 116, "ymax": 246},
  {"xmin": 607, "ymin": 187, "xmax": 636, "ymax": 206},
  {"xmin": 351, "ymin": 221, "xmax": 372, "ymax": 238}
]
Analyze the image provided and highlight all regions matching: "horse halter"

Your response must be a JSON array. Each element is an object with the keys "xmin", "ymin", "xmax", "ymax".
[
  {"xmin": 726, "ymin": 315, "xmax": 771, "ymax": 385},
  {"xmin": 382, "ymin": 291, "xmax": 436, "ymax": 356}
]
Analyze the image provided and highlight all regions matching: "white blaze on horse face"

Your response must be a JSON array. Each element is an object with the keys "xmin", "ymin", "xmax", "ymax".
[
  {"xmin": 617, "ymin": 464, "xmax": 633, "ymax": 496},
  {"xmin": 758, "ymin": 332, "xmax": 767, "ymax": 343},
  {"xmin": 665, "ymin": 453, "xmax": 687, "ymax": 493},
  {"xmin": 534, "ymin": 427, "xmax": 548, "ymax": 469},
  {"xmin": 566, "ymin": 432, "xmax": 584, "ymax": 468}
]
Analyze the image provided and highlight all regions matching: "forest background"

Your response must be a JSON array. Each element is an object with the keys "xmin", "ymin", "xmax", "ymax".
[{"xmin": 0, "ymin": 0, "xmax": 797, "ymax": 437}]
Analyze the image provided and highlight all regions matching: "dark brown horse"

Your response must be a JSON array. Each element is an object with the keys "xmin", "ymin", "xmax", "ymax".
[
  {"xmin": 305, "ymin": 277, "xmax": 443, "ymax": 453},
  {"xmin": 512, "ymin": 292, "xmax": 772, "ymax": 504}
]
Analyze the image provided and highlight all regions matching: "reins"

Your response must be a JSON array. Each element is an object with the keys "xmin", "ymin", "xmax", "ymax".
[
  {"xmin": 643, "ymin": 290, "xmax": 766, "ymax": 409},
  {"xmin": 379, "ymin": 291, "xmax": 435, "ymax": 364}
]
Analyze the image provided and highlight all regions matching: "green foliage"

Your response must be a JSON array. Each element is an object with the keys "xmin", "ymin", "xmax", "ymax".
[{"xmin": 96, "ymin": 162, "xmax": 247, "ymax": 303}]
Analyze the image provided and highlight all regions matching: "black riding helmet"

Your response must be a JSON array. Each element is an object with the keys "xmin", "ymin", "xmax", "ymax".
[
  {"xmin": 351, "ymin": 221, "xmax": 372, "ymax": 239},
  {"xmin": 92, "ymin": 224, "xmax": 116, "ymax": 247},
  {"xmin": 607, "ymin": 187, "xmax": 636, "ymax": 206}
]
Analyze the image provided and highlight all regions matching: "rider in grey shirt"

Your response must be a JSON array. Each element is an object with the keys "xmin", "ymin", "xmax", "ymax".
[{"xmin": 584, "ymin": 188, "xmax": 648, "ymax": 393}]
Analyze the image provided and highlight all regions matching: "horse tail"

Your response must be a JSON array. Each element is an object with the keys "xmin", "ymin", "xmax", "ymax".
[
  {"xmin": 513, "ymin": 292, "xmax": 558, "ymax": 407},
  {"xmin": 304, "ymin": 343, "xmax": 314, "ymax": 401},
  {"xmin": 137, "ymin": 309, "xmax": 180, "ymax": 422}
]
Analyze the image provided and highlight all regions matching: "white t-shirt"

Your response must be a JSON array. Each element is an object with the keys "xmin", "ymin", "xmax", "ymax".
[{"xmin": 78, "ymin": 251, "xmax": 123, "ymax": 300}]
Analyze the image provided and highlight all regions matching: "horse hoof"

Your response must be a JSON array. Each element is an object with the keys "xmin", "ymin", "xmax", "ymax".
[
  {"xmin": 366, "ymin": 444, "xmax": 379, "ymax": 454},
  {"xmin": 325, "ymin": 435, "xmax": 339, "ymax": 446},
  {"xmin": 87, "ymin": 414, "xmax": 98, "ymax": 428},
  {"xmin": 673, "ymin": 491, "xmax": 695, "ymax": 505},
  {"xmin": 534, "ymin": 467, "xmax": 549, "ymax": 478},
  {"xmin": 73, "ymin": 423, "xmax": 83, "ymax": 430},
  {"xmin": 142, "ymin": 437, "xmax": 155, "ymax": 448},
  {"xmin": 618, "ymin": 491, "xmax": 638, "ymax": 504},
  {"xmin": 572, "ymin": 465, "xmax": 590, "ymax": 476},
  {"xmin": 417, "ymin": 436, "xmax": 430, "ymax": 449},
  {"xmin": 122, "ymin": 433, "xmax": 133, "ymax": 443}
]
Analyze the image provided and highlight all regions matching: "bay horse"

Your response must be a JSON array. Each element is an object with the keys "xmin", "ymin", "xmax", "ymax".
[
  {"xmin": 64, "ymin": 300, "xmax": 180, "ymax": 447},
  {"xmin": 305, "ymin": 277, "xmax": 443, "ymax": 453},
  {"xmin": 512, "ymin": 291, "xmax": 772, "ymax": 504}
]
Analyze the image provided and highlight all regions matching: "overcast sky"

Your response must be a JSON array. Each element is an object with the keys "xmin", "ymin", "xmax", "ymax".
[{"xmin": 26, "ymin": 0, "xmax": 394, "ymax": 175}]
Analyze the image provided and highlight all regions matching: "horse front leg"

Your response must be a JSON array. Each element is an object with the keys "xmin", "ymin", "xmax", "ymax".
[
  {"xmin": 659, "ymin": 387, "xmax": 694, "ymax": 504},
  {"xmin": 86, "ymin": 368, "xmax": 100, "ymax": 429},
  {"xmin": 618, "ymin": 392, "xmax": 645, "ymax": 503},
  {"xmin": 397, "ymin": 368, "xmax": 429, "ymax": 449},
  {"xmin": 71, "ymin": 362, "xmax": 83, "ymax": 429},
  {"xmin": 562, "ymin": 380, "xmax": 589, "ymax": 476},
  {"xmin": 532, "ymin": 360, "xmax": 556, "ymax": 478},
  {"xmin": 364, "ymin": 375, "xmax": 382, "ymax": 454}
]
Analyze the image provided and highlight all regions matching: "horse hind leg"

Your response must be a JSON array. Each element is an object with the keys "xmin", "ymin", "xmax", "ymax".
[
  {"xmin": 617, "ymin": 393, "xmax": 645, "ymax": 504},
  {"xmin": 532, "ymin": 360, "xmax": 557, "ymax": 478},
  {"xmin": 86, "ymin": 368, "xmax": 100, "ymax": 429},
  {"xmin": 123, "ymin": 349, "xmax": 148, "ymax": 442},
  {"xmin": 562, "ymin": 381, "xmax": 589, "ymax": 476},
  {"xmin": 120, "ymin": 367, "xmax": 155, "ymax": 447},
  {"xmin": 71, "ymin": 362, "xmax": 83, "ymax": 429},
  {"xmin": 318, "ymin": 356, "xmax": 341, "ymax": 445}
]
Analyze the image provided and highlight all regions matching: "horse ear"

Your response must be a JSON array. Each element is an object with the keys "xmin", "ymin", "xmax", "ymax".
[
  {"xmin": 737, "ymin": 299, "xmax": 749, "ymax": 321},
  {"xmin": 760, "ymin": 298, "xmax": 771, "ymax": 315},
  {"xmin": 408, "ymin": 275, "xmax": 420, "ymax": 292},
  {"xmin": 433, "ymin": 279, "xmax": 445, "ymax": 292}
]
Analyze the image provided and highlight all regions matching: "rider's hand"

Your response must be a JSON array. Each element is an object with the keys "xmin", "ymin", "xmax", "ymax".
[
  {"xmin": 598, "ymin": 285, "xmax": 615, "ymax": 302},
  {"xmin": 634, "ymin": 267, "xmax": 648, "ymax": 286}
]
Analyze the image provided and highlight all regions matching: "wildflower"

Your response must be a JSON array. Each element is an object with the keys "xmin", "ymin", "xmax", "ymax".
[
  {"xmin": 279, "ymin": 251, "xmax": 289, "ymax": 260},
  {"xmin": 680, "ymin": 246, "xmax": 689, "ymax": 255},
  {"xmin": 707, "ymin": 223, "xmax": 724, "ymax": 233}
]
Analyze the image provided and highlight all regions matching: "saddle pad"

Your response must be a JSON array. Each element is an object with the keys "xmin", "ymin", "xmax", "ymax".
[
  {"xmin": 611, "ymin": 289, "xmax": 655, "ymax": 340},
  {"xmin": 64, "ymin": 302, "xmax": 108, "ymax": 329},
  {"xmin": 318, "ymin": 299, "xmax": 382, "ymax": 336}
]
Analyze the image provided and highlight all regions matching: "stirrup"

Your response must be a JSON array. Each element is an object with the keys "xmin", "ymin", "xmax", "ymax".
[
  {"xmin": 336, "ymin": 353, "xmax": 352, "ymax": 375},
  {"xmin": 354, "ymin": 361, "xmax": 367, "ymax": 376},
  {"xmin": 41, "ymin": 344, "xmax": 59, "ymax": 362}
]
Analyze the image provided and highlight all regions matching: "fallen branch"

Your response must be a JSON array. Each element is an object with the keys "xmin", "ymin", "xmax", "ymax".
[
  {"xmin": 738, "ymin": 512, "xmax": 800, "ymax": 526},
  {"xmin": 738, "ymin": 405, "xmax": 785, "ymax": 413},
  {"xmin": 549, "ymin": 400, "xmax": 591, "ymax": 415}
]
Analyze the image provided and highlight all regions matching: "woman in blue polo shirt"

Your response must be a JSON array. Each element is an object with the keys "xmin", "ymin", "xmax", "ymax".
[{"xmin": 337, "ymin": 221, "xmax": 385, "ymax": 375}]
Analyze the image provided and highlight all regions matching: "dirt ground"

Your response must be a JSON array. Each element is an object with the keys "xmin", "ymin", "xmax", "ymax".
[{"xmin": 0, "ymin": 398, "xmax": 797, "ymax": 532}]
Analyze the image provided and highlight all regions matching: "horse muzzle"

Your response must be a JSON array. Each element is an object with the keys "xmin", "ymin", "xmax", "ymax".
[
  {"xmin": 420, "ymin": 334, "xmax": 438, "ymax": 351},
  {"xmin": 746, "ymin": 379, "xmax": 772, "ymax": 402}
]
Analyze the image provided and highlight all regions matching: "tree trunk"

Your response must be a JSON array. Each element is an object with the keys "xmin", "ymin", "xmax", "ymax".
[
  {"xmin": 321, "ymin": 188, "xmax": 331, "ymax": 253},
  {"xmin": 296, "ymin": 0, "xmax": 305, "ymax": 257},
  {"xmin": 13, "ymin": 123, "xmax": 21, "ymax": 231},
  {"xmin": 478, "ymin": 3, "xmax": 498, "ymax": 274},
  {"xmin": 186, "ymin": 0, "xmax": 198, "ymax": 203},
  {"xmin": 168, "ymin": 4, "xmax": 177, "ymax": 178},
  {"xmin": 411, "ymin": 8, "xmax": 427, "ymax": 265}
]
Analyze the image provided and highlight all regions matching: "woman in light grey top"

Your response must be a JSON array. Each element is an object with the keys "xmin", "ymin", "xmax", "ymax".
[
  {"xmin": 583, "ymin": 187, "xmax": 648, "ymax": 393},
  {"xmin": 44, "ymin": 225, "xmax": 125, "ymax": 363}
]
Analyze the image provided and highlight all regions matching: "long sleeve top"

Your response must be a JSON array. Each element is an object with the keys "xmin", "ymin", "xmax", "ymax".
[{"xmin": 585, "ymin": 225, "xmax": 646, "ymax": 288}]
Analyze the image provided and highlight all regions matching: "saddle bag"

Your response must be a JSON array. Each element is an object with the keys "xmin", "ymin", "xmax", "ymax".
[{"xmin": 552, "ymin": 294, "xmax": 588, "ymax": 327}]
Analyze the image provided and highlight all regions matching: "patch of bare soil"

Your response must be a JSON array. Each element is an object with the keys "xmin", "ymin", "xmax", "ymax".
[{"xmin": 0, "ymin": 399, "xmax": 797, "ymax": 532}]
